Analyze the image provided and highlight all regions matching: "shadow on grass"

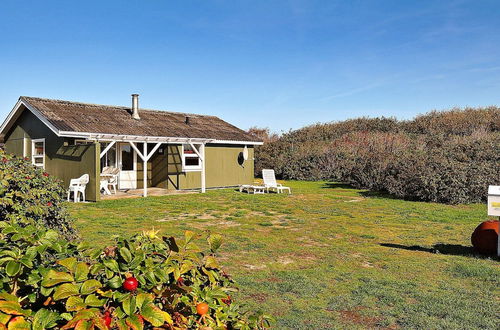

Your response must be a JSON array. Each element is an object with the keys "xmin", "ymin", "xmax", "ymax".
[
  {"xmin": 321, "ymin": 182, "xmax": 355, "ymax": 189},
  {"xmin": 321, "ymin": 183, "xmax": 404, "ymax": 200},
  {"xmin": 359, "ymin": 190, "xmax": 403, "ymax": 200},
  {"xmin": 380, "ymin": 243, "xmax": 497, "ymax": 259}
]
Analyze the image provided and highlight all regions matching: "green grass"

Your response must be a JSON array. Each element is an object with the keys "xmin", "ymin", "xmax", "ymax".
[{"xmin": 68, "ymin": 181, "xmax": 500, "ymax": 329}]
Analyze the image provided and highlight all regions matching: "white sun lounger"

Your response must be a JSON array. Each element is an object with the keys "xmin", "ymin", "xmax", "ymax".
[
  {"xmin": 262, "ymin": 169, "xmax": 291, "ymax": 194},
  {"xmin": 239, "ymin": 184, "xmax": 266, "ymax": 194}
]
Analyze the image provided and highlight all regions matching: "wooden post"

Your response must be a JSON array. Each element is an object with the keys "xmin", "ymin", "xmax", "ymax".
[
  {"xmin": 201, "ymin": 143, "xmax": 206, "ymax": 193},
  {"xmin": 143, "ymin": 142, "xmax": 147, "ymax": 197}
]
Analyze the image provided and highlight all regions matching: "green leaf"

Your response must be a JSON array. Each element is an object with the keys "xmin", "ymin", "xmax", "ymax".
[
  {"xmin": 18, "ymin": 257, "xmax": 33, "ymax": 269},
  {"xmin": 0, "ymin": 301, "xmax": 27, "ymax": 316},
  {"xmin": 135, "ymin": 293, "xmax": 154, "ymax": 310},
  {"xmin": 57, "ymin": 257, "xmax": 77, "ymax": 273},
  {"xmin": 60, "ymin": 309, "xmax": 99, "ymax": 329},
  {"xmin": 0, "ymin": 257, "xmax": 15, "ymax": 265},
  {"xmin": 74, "ymin": 262, "xmax": 89, "ymax": 282},
  {"xmin": 122, "ymin": 296, "xmax": 136, "ymax": 316},
  {"xmin": 103, "ymin": 259, "xmax": 120, "ymax": 272},
  {"xmin": 107, "ymin": 276, "xmax": 122, "ymax": 289},
  {"xmin": 84, "ymin": 294, "xmax": 104, "ymax": 307},
  {"xmin": 0, "ymin": 293, "xmax": 18, "ymax": 302},
  {"xmin": 0, "ymin": 311, "xmax": 11, "ymax": 324},
  {"xmin": 125, "ymin": 314, "xmax": 144, "ymax": 330},
  {"xmin": 116, "ymin": 319, "xmax": 128, "ymax": 330},
  {"xmin": 184, "ymin": 230, "xmax": 196, "ymax": 244},
  {"xmin": 5, "ymin": 316, "xmax": 30, "ymax": 329},
  {"xmin": 5, "ymin": 261, "xmax": 21, "ymax": 277},
  {"xmin": 140, "ymin": 304, "xmax": 172, "ymax": 326},
  {"xmin": 208, "ymin": 233, "xmax": 223, "ymax": 252},
  {"xmin": 119, "ymin": 247, "xmax": 132, "ymax": 263},
  {"xmin": 80, "ymin": 279, "xmax": 102, "ymax": 295},
  {"xmin": 41, "ymin": 270, "xmax": 74, "ymax": 287},
  {"xmin": 205, "ymin": 256, "xmax": 219, "ymax": 269},
  {"xmin": 66, "ymin": 296, "xmax": 86, "ymax": 312},
  {"xmin": 53, "ymin": 283, "xmax": 79, "ymax": 301}
]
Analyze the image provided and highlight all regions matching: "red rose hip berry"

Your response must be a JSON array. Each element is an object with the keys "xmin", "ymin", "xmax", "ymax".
[
  {"xmin": 123, "ymin": 277, "xmax": 138, "ymax": 291},
  {"xmin": 103, "ymin": 311, "xmax": 112, "ymax": 328}
]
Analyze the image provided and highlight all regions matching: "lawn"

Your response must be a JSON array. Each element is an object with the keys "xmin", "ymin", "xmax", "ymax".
[{"xmin": 68, "ymin": 181, "xmax": 499, "ymax": 329}]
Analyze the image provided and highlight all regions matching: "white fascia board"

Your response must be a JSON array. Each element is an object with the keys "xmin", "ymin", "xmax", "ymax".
[
  {"xmin": 209, "ymin": 140, "xmax": 263, "ymax": 146},
  {"xmin": 0, "ymin": 99, "xmax": 62, "ymax": 138},
  {"xmin": 22, "ymin": 101, "xmax": 62, "ymax": 137},
  {"xmin": 0, "ymin": 100, "xmax": 23, "ymax": 135}
]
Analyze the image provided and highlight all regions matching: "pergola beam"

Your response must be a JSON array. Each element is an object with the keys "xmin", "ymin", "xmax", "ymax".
[
  {"xmin": 128, "ymin": 141, "xmax": 163, "ymax": 197},
  {"xmin": 99, "ymin": 140, "xmax": 116, "ymax": 159}
]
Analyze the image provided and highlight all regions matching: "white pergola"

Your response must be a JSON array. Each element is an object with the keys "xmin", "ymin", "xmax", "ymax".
[{"xmin": 93, "ymin": 133, "xmax": 213, "ymax": 197}]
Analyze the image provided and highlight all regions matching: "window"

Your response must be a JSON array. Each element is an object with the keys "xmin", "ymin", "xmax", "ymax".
[
  {"xmin": 100, "ymin": 142, "xmax": 117, "ymax": 171},
  {"xmin": 32, "ymin": 139, "xmax": 45, "ymax": 168},
  {"xmin": 182, "ymin": 144, "xmax": 202, "ymax": 171},
  {"xmin": 74, "ymin": 139, "xmax": 93, "ymax": 145}
]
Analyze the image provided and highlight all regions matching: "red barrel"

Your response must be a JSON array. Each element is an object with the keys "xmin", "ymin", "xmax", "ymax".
[{"xmin": 471, "ymin": 220, "xmax": 499, "ymax": 255}]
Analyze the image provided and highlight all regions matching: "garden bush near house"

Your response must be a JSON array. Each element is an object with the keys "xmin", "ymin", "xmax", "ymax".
[
  {"xmin": 0, "ymin": 222, "xmax": 273, "ymax": 329},
  {"xmin": 0, "ymin": 150, "xmax": 77, "ymax": 240},
  {"xmin": 0, "ymin": 150, "xmax": 272, "ymax": 329}
]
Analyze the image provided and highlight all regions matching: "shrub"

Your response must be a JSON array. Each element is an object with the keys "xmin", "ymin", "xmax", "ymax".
[
  {"xmin": 253, "ymin": 107, "xmax": 500, "ymax": 204},
  {"xmin": 0, "ymin": 221, "xmax": 273, "ymax": 329},
  {"xmin": 0, "ymin": 150, "xmax": 76, "ymax": 240}
]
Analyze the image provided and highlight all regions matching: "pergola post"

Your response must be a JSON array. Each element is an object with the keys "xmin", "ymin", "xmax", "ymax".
[
  {"xmin": 189, "ymin": 142, "xmax": 206, "ymax": 193},
  {"xmin": 200, "ymin": 143, "xmax": 206, "ymax": 193},
  {"xmin": 143, "ymin": 142, "xmax": 147, "ymax": 197},
  {"xmin": 128, "ymin": 141, "xmax": 162, "ymax": 197}
]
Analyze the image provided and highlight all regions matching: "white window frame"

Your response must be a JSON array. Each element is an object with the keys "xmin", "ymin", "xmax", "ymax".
[
  {"xmin": 74, "ymin": 139, "xmax": 93, "ymax": 145},
  {"xmin": 182, "ymin": 144, "xmax": 202, "ymax": 172},
  {"xmin": 22, "ymin": 136, "xmax": 27, "ymax": 158},
  {"xmin": 32, "ymin": 138, "xmax": 45, "ymax": 169}
]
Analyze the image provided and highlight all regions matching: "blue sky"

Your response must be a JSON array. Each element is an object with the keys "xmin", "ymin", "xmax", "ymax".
[{"xmin": 1, "ymin": 1, "xmax": 499, "ymax": 132}]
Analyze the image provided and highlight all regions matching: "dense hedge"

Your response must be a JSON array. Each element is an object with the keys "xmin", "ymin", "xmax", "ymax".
[{"xmin": 254, "ymin": 107, "xmax": 500, "ymax": 204}]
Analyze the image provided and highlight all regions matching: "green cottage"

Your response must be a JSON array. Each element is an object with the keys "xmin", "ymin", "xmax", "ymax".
[{"xmin": 0, "ymin": 95, "xmax": 262, "ymax": 201}]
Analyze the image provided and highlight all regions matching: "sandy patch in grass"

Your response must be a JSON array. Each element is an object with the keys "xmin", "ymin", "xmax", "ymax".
[
  {"xmin": 243, "ymin": 264, "xmax": 267, "ymax": 270},
  {"xmin": 297, "ymin": 236, "xmax": 330, "ymax": 247},
  {"xmin": 277, "ymin": 256, "xmax": 294, "ymax": 265}
]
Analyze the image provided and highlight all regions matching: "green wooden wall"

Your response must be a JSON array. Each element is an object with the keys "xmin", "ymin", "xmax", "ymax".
[
  {"xmin": 3, "ymin": 108, "xmax": 101, "ymax": 201},
  {"xmin": 110, "ymin": 142, "xmax": 256, "ymax": 191},
  {"xmin": 137, "ymin": 144, "xmax": 254, "ymax": 190}
]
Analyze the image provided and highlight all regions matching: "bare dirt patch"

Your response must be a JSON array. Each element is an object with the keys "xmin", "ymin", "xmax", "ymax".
[
  {"xmin": 243, "ymin": 264, "xmax": 267, "ymax": 270},
  {"xmin": 337, "ymin": 308, "xmax": 382, "ymax": 328},
  {"xmin": 277, "ymin": 256, "xmax": 294, "ymax": 265},
  {"xmin": 249, "ymin": 293, "xmax": 270, "ymax": 303}
]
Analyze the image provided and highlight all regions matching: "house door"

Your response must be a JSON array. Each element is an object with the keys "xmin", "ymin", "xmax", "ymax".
[{"xmin": 118, "ymin": 143, "xmax": 137, "ymax": 189}]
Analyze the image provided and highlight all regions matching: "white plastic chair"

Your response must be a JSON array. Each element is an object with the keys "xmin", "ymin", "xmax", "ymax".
[
  {"xmin": 101, "ymin": 167, "xmax": 119, "ymax": 194},
  {"xmin": 67, "ymin": 174, "xmax": 89, "ymax": 202},
  {"xmin": 262, "ymin": 169, "xmax": 291, "ymax": 194}
]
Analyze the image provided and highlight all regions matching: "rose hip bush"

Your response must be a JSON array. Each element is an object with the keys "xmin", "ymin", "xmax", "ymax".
[
  {"xmin": 0, "ymin": 151, "xmax": 273, "ymax": 328},
  {"xmin": 0, "ymin": 150, "xmax": 76, "ymax": 240},
  {"xmin": 0, "ymin": 223, "xmax": 273, "ymax": 329}
]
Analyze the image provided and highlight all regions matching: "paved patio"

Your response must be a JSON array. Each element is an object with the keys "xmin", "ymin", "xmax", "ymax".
[{"xmin": 100, "ymin": 187, "xmax": 197, "ymax": 200}]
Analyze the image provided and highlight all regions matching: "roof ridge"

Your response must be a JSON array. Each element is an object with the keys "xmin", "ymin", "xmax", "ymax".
[{"xmin": 20, "ymin": 96, "xmax": 219, "ymax": 118}]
